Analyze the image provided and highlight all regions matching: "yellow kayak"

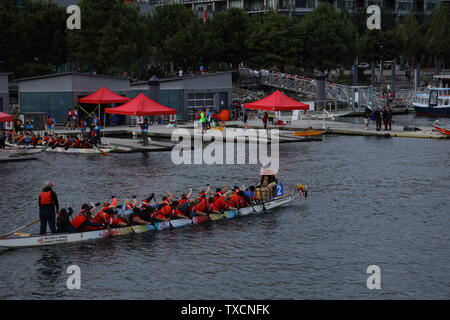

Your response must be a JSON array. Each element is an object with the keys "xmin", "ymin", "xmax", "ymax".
[{"xmin": 292, "ymin": 128, "xmax": 329, "ymax": 136}]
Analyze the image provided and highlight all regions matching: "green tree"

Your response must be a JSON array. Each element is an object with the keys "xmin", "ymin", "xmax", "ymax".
[
  {"xmin": 67, "ymin": 0, "xmax": 150, "ymax": 76},
  {"xmin": 298, "ymin": 3, "xmax": 357, "ymax": 74},
  {"xmin": 148, "ymin": 4, "xmax": 197, "ymax": 70},
  {"xmin": 397, "ymin": 14, "xmax": 423, "ymax": 67},
  {"xmin": 0, "ymin": 0, "xmax": 67, "ymax": 77},
  {"xmin": 15, "ymin": 0, "xmax": 67, "ymax": 69},
  {"xmin": 0, "ymin": 0, "xmax": 19, "ymax": 72},
  {"xmin": 245, "ymin": 12, "xmax": 298, "ymax": 70},
  {"xmin": 360, "ymin": 29, "xmax": 401, "ymax": 64},
  {"xmin": 425, "ymin": 3, "xmax": 450, "ymax": 68},
  {"xmin": 163, "ymin": 19, "xmax": 205, "ymax": 70},
  {"xmin": 207, "ymin": 8, "xmax": 251, "ymax": 68}
]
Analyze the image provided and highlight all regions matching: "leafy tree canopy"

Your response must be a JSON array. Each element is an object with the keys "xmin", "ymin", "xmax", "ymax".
[{"xmin": 298, "ymin": 3, "xmax": 357, "ymax": 72}]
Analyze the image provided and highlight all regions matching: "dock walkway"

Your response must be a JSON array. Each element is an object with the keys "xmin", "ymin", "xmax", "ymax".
[{"xmin": 49, "ymin": 119, "xmax": 448, "ymax": 148}]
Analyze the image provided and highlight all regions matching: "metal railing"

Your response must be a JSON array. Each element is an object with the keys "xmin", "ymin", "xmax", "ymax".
[{"xmin": 240, "ymin": 68, "xmax": 420, "ymax": 109}]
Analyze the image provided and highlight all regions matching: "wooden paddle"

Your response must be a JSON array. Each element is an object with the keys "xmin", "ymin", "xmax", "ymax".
[
  {"xmin": 94, "ymin": 145, "xmax": 109, "ymax": 156},
  {"xmin": 85, "ymin": 141, "xmax": 109, "ymax": 156},
  {"xmin": 0, "ymin": 219, "xmax": 40, "ymax": 238}
]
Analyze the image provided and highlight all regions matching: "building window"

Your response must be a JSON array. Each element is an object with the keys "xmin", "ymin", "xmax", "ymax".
[
  {"xmin": 295, "ymin": 0, "xmax": 315, "ymax": 9},
  {"xmin": 188, "ymin": 93, "xmax": 214, "ymax": 109}
]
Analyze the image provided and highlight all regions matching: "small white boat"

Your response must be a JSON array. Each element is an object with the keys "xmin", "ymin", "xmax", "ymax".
[{"xmin": 0, "ymin": 194, "xmax": 298, "ymax": 249}]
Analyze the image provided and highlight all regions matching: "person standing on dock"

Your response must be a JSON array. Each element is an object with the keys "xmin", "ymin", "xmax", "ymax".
[
  {"xmin": 206, "ymin": 108, "xmax": 211, "ymax": 130},
  {"xmin": 80, "ymin": 118, "xmax": 87, "ymax": 137},
  {"xmin": 199, "ymin": 109, "xmax": 207, "ymax": 133},
  {"xmin": 0, "ymin": 129, "xmax": 6, "ymax": 149},
  {"xmin": 382, "ymin": 107, "xmax": 389, "ymax": 130},
  {"xmin": 374, "ymin": 107, "xmax": 382, "ymax": 131},
  {"xmin": 387, "ymin": 106, "xmax": 393, "ymax": 131},
  {"xmin": 140, "ymin": 118, "xmax": 149, "ymax": 146},
  {"xmin": 363, "ymin": 106, "xmax": 371, "ymax": 130},
  {"xmin": 46, "ymin": 115, "xmax": 56, "ymax": 135},
  {"xmin": 38, "ymin": 181, "xmax": 59, "ymax": 235},
  {"xmin": 262, "ymin": 112, "xmax": 268, "ymax": 130}
]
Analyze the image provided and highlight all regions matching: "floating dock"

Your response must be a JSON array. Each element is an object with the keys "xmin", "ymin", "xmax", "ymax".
[{"xmin": 225, "ymin": 119, "xmax": 448, "ymax": 140}]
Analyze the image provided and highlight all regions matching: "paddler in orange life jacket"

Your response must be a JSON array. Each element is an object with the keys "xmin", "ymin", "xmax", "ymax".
[
  {"xmin": 192, "ymin": 186, "xmax": 211, "ymax": 216},
  {"xmin": 152, "ymin": 192, "xmax": 175, "ymax": 221},
  {"xmin": 38, "ymin": 181, "xmax": 59, "ymax": 235},
  {"xmin": 210, "ymin": 189, "xmax": 232, "ymax": 214},
  {"xmin": 172, "ymin": 189, "xmax": 193, "ymax": 219},
  {"xmin": 71, "ymin": 204, "xmax": 104, "ymax": 232},
  {"xmin": 88, "ymin": 202, "xmax": 114, "ymax": 230},
  {"xmin": 229, "ymin": 187, "xmax": 248, "ymax": 209}
]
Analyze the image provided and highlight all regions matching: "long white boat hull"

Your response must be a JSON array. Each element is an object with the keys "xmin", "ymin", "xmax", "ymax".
[
  {"xmin": 45, "ymin": 147, "xmax": 112, "ymax": 154},
  {"xmin": 0, "ymin": 194, "xmax": 298, "ymax": 249},
  {"xmin": 0, "ymin": 148, "xmax": 43, "ymax": 156}
]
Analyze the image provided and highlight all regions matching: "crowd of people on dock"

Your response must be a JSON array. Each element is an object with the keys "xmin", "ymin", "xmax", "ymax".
[
  {"xmin": 37, "ymin": 172, "xmax": 305, "ymax": 235},
  {"xmin": 363, "ymin": 105, "xmax": 393, "ymax": 131}
]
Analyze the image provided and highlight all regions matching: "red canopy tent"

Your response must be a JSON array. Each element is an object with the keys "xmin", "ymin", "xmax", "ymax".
[
  {"xmin": 0, "ymin": 111, "xmax": 14, "ymax": 122},
  {"xmin": 78, "ymin": 87, "xmax": 130, "ymax": 133},
  {"xmin": 78, "ymin": 87, "xmax": 130, "ymax": 104},
  {"xmin": 104, "ymin": 93, "xmax": 176, "ymax": 116},
  {"xmin": 244, "ymin": 90, "xmax": 309, "ymax": 111}
]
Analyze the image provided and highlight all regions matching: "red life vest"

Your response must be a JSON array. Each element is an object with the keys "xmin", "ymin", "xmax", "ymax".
[
  {"xmin": 87, "ymin": 211, "xmax": 110, "ymax": 231},
  {"xmin": 47, "ymin": 118, "xmax": 53, "ymax": 126},
  {"xmin": 230, "ymin": 194, "xmax": 246, "ymax": 208},
  {"xmin": 39, "ymin": 191, "xmax": 52, "ymax": 205},
  {"xmin": 141, "ymin": 200, "xmax": 151, "ymax": 208},
  {"xmin": 173, "ymin": 208, "xmax": 186, "ymax": 218},
  {"xmin": 193, "ymin": 197, "xmax": 210, "ymax": 213},
  {"xmin": 111, "ymin": 217, "xmax": 126, "ymax": 226},
  {"xmin": 93, "ymin": 211, "xmax": 111, "ymax": 225},
  {"xmin": 71, "ymin": 213, "xmax": 87, "ymax": 229},
  {"xmin": 153, "ymin": 205, "xmax": 173, "ymax": 220},
  {"xmin": 211, "ymin": 197, "xmax": 225, "ymax": 212}
]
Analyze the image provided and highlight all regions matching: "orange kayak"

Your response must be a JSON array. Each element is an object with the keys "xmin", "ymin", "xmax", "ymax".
[{"xmin": 292, "ymin": 128, "xmax": 329, "ymax": 136}]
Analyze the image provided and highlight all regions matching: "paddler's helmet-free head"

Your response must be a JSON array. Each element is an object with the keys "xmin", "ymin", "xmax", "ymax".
[{"xmin": 43, "ymin": 181, "xmax": 54, "ymax": 188}]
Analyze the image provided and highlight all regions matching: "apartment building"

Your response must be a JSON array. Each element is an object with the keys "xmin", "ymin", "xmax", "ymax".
[{"xmin": 153, "ymin": 0, "xmax": 445, "ymax": 22}]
